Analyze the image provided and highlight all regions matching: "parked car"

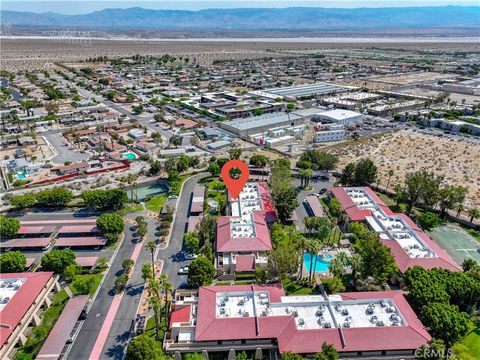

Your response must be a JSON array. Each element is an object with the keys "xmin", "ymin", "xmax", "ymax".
[
  {"xmin": 184, "ymin": 253, "xmax": 198, "ymax": 260},
  {"xmin": 168, "ymin": 195, "xmax": 178, "ymax": 199},
  {"xmin": 178, "ymin": 266, "xmax": 189, "ymax": 275}
]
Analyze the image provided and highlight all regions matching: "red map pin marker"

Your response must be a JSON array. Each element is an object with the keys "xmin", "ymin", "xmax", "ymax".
[{"xmin": 220, "ymin": 159, "xmax": 250, "ymax": 200}]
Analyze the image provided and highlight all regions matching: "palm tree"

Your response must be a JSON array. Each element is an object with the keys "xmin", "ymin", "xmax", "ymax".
[
  {"xmin": 350, "ymin": 254, "xmax": 363, "ymax": 281},
  {"xmin": 308, "ymin": 240, "xmax": 321, "ymax": 283},
  {"xmin": 303, "ymin": 217, "xmax": 315, "ymax": 237},
  {"xmin": 329, "ymin": 252, "xmax": 350, "ymax": 278},
  {"xmin": 295, "ymin": 235, "xmax": 309, "ymax": 278},
  {"xmin": 385, "ymin": 169, "xmax": 394, "ymax": 191},
  {"xmin": 455, "ymin": 204, "xmax": 464, "ymax": 218},
  {"xmin": 148, "ymin": 293, "xmax": 161, "ymax": 340},
  {"xmin": 148, "ymin": 278, "xmax": 163, "ymax": 340},
  {"xmin": 146, "ymin": 240, "xmax": 157, "ymax": 276},
  {"xmin": 467, "ymin": 208, "xmax": 480, "ymax": 223},
  {"xmin": 160, "ymin": 274, "xmax": 174, "ymax": 324}
]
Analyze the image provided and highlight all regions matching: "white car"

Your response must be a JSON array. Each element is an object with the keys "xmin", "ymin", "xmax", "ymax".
[
  {"xmin": 167, "ymin": 195, "xmax": 178, "ymax": 199},
  {"xmin": 178, "ymin": 266, "xmax": 189, "ymax": 275},
  {"xmin": 184, "ymin": 253, "xmax": 198, "ymax": 260}
]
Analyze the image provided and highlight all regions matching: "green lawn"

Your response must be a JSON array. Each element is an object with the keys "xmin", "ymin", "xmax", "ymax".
[
  {"xmin": 456, "ymin": 319, "xmax": 480, "ymax": 359},
  {"xmin": 145, "ymin": 194, "xmax": 167, "ymax": 213},
  {"xmin": 282, "ymin": 278, "xmax": 319, "ymax": 295},
  {"xmin": 144, "ymin": 312, "xmax": 167, "ymax": 342},
  {"xmin": 121, "ymin": 202, "xmax": 144, "ymax": 214},
  {"xmin": 14, "ymin": 290, "xmax": 69, "ymax": 360},
  {"xmin": 202, "ymin": 177, "xmax": 226, "ymax": 214},
  {"xmin": 169, "ymin": 175, "xmax": 189, "ymax": 196},
  {"xmin": 71, "ymin": 273, "xmax": 104, "ymax": 297}
]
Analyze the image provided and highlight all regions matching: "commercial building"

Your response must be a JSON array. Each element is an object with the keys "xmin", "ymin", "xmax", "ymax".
[
  {"xmin": 164, "ymin": 285, "xmax": 431, "ymax": 358},
  {"xmin": 0, "ymin": 272, "xmax": 60, "ymax": 359},
  {"xmin": 367, "ymin": 100, "xmax": 424, "ymax": 117},
  {"xmin": 215, "ymin": 182, "xmax": 276, "ymax": 278},
  {"xmin": 220, "ymin": 112, "xmax": 303, "ymax": 137},
  {"xmin": 330, "ymin": 187, "xmax": 461, "ymax": 273},
  {"xmin": 315, "ymin": 109, "xmax": 363, "ymax": 126},
  {"xmin": 315, "ymin": 129, "xmax": 345, "ymax": 143},
  {"xmin": 428, "ymin": 119, "xmax": 480, "ymax": 136},
  {"xmin": 250, "ymin": 82, "xmax": 355, "ymax": 100}
]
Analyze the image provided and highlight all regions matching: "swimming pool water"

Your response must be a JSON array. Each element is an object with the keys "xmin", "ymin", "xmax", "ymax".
[
  {"xmin": 123, "ymin": 152, "xmax": 138, "ymax": 160},
  {"xmin": 16, "ymin": 172, "xmax": 26, "ymax": 179},
  {"xmin": 303, "ymin": 253, "xmax": 331, "ymax": 273}
]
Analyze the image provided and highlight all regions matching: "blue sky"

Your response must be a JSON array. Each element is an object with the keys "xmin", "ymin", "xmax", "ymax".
[{"xmin": 2, "ymin": 1, "xmax": 479, "ymax": 14}]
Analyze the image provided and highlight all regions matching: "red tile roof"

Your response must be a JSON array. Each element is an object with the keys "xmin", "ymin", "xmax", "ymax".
[
  {"xmin": 169, "ymin": 305, "xmax": 192, "ymax": 330},
  {"xmin": 257, "ymin": 182, "xmax": 277, "ymax": 222},
  {"xmin": 235, "ymin": 255, "xmax": 256, "ymax": 273},
  {"xmin": 331, "ymin": 187, "xmax": 461, "ymax": 272},
  {"xmin": 36, "ymin": 295, "xmax": 89, "ymax": 359},
  {"xmin": 216, "ymin": 211, "xmax": 272, "ymax": 253},
  {"xmin": 0, "ymin": 272, "xmax": 55, "ymax": 348},
  {"xmin": 193, "ymin": 285, "xmax": 431, "ymax": 354}
]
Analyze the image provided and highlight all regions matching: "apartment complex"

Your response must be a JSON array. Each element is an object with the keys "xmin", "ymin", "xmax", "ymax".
[
  {"xmin": 0, "ymin": 272, "xmax": 59, "ymax": 359},
  {"xmin": 330, "ymin": 187, "xmax": 461, "ymax": 273},
  {"xmin": 164, "ymin": 284, "xmax": 431, "ymax": 358},
  {"xmin": 215, "ymin": 182, "xmax": 276, "ymax": 278}
]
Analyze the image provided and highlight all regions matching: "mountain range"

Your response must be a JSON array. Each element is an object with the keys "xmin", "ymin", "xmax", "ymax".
[{"xmin": 1, "ymin": 6, "xmax": 479, "ymax": 31}]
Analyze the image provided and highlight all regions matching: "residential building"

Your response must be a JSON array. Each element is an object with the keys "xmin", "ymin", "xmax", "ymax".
[
  {"xmin": 215, "ymin": 182, "xmax": 276, "ymax": 278},
  {"xmin": 330, "ymin": 187, "xmax": 461, "ymax": 274},
  {"xmin": 0, "ymin": 272, "xmax": 60, "ymax": 359},
  {"xmin": 164, "ymin": 285, "xmax": 431, "ymax": 358}
]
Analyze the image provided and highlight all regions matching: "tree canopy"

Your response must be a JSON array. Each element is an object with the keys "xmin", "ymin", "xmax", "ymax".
[
  {"xmin": 41, "ymin": 249, "xmax": 76, "ymax": 273},
  {"xmin": 81, "ymin": 189, "xmax": 128, "ymax": 210},
  {"xmin": 125, "ymin": 335, "xmax": 167, "ymax": 360},
  {"xmin": 340, "ymin": 158, "xmax": 377, "ymax": 186},
  {"xmin": 188, "ymin": 256, "xmax": 216, "ymax": 286},
  {"xmin": 0, "ymin": 216, "xmax": 20, "ymax": 239},
  {"xmin": 0, "ymin": 251, "xmax": 26, "ymax": 272},
  {"xmin": 96, "ymin": 213, "xmax": 125, "ymax": 242},
  {"xmin": 298, "ymin": 150, "xmax": 338, "ymax": 171}
]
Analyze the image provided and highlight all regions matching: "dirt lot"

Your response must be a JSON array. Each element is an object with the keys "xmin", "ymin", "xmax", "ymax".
[
  {"xmin": 2, "ymin": 38, "xmax": 479, "ymax": 72},
  {"xmin": 326, "ymin": 129, "xmax": 480, "ymax": 209}
]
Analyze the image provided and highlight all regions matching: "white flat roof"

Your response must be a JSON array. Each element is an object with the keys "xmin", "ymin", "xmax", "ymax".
[
  {"xmin": 0, "ymin": 278, "xmax": 26, "ymax": 311},
  {"xmin": 319, "ymin": 109, "xmax": 362, "ymax": 120},
  {"xmin": 345, "ymin": 188, "xmax": 437, "ymax": 259},
  {"xmin": 215, "ymin": 290, "xmax": 406, "ymax": 330},
  {"xmin": 229, "ymin": 182, "xmax": 263, "ymax": 238}
]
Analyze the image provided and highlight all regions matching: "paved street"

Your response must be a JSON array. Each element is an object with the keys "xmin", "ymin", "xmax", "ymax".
[
  {"xmin": 68, "ymin": 223, "xmax": 139, "ymax": 360},
  {"xmin": 67, "ymin": 172, "xmax": 207, "ymax": 359}
]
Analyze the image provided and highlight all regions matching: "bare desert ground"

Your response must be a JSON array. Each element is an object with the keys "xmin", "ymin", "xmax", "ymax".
[
  {"xmin": 2, "ymin": 38, "xmax": 479, "ymax": 71},
  {"xmin": 326, "ymin": 130, "xmax": 480, "ymax": 209}
]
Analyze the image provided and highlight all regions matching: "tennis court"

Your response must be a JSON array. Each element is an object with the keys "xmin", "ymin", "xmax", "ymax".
[{"xmin": 429, "ymin": 224, "xmax": 480, "ymax": 265}]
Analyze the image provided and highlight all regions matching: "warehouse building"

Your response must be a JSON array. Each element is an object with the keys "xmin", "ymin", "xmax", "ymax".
[
  {"xmin": 250, "ymin": 82, "xmax": 355, "ymax": 100},
  {"xmin": 316, "ymin": 109, "xmax": 363, "ymax": 126},
  {"xmin": 220, "ymin": 112, "xmax": 304, "ymax": 137}
]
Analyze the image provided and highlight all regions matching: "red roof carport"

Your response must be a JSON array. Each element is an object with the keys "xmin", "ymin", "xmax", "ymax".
[{"xmin": 36, "ymin": 295, "xmax": 89, "ymax": 360}]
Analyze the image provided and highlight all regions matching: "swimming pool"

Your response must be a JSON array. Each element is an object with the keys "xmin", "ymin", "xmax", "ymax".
[
  {"xmin": 16, "ymin": 172, "xmax": 26, "ymax": 179},
  {"xmin": 303, "ymin": 253, "xmax": 332, "ymax": 273},
  {"xmin": 123, "ymin": 152, "xmax": 138, "ymax": 160}
]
